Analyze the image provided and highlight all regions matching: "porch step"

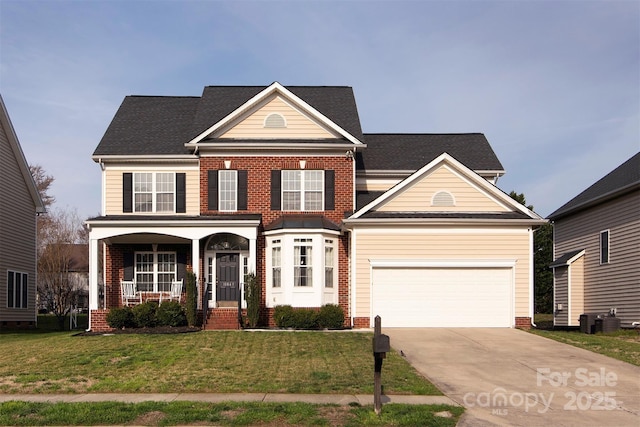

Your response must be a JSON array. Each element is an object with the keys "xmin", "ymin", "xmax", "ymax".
[{"xmin": 205, "ymin": 308, "xmax": 241, "ymax": 330}]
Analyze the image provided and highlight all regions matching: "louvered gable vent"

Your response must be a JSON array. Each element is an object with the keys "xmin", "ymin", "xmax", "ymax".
[{"xmin": 264, "ymin": 113, "xmax": 286, "ymax": 128}]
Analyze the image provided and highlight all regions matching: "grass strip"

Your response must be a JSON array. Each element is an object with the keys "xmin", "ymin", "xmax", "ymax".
[
  {"xmin": 0, "ymin": 401, "xmax": 463, "ymax": 426},
  {"xmin": 530, "ymin": 329, "xmax": 640, "ymax": 366}
]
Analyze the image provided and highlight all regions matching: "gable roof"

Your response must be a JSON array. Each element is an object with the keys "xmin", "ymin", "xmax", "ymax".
[
  {"xmin": 93, "ymin": 83, "xmax": 364, "ymax": 158},
  {"xmin": 548, "ymin": 152, "xmax": 640, "ymax": 220},
  {"xmin": 357, "ymin": 133, "xmax": 504, "ymax": 173},
  {"xmin": 347, "ymin": 152, "xmax": 543, "ymax": 223},
  {"xmin": 0, "ymin": 94, "xmax": 46, "ymax": 213}
]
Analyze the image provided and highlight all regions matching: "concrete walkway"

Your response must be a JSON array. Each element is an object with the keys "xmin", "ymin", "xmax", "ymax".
[
  {"xmin": 386, "ymin": 328, "xmax": 640, "ymax": 427},
  {"xmin": 0, "ymin": 392, "xmax": 457, "ymax": 406}
]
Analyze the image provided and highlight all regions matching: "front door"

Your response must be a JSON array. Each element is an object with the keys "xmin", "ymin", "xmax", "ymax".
[{"xmin": 216, "ymin": 253, "xmax": 239, "ymax": 304}]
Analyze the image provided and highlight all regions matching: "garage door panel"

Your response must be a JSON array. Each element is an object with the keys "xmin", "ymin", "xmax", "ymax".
[{"xmin": 372, "ymin": 267, "xmax": 512, "ymax": 327}]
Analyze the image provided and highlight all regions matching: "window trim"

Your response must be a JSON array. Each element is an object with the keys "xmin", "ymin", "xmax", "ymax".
[
  {"xmin": 132, "ymin": 172, "xmax": 176, "ymax": 213},
  {"xmin": 281, "ymin": 170, "xmax": 324, "ymax": 211},
  {"xmin": 7, "ymin": 270, "xmax": 28, "ymax": 309},
  {"xmin": 600, "ymin": 229, "xmax": 610, "ymax": 265},
  {"xmin": 134, "ymin": 250, "xmax": 177, "ymax": 292},
  {"xmin": 218, "ymin": 170, "xmax": 238, "ymax": 212}
]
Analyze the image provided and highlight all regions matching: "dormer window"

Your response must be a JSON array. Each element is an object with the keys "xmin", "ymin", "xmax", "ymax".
[
  {"xmin": 264, "ymin": 113, "xmax": 286, "ymax": 128},
  {"xmin": 432, "ymin": 190, "xmax": 455, "ymax": 207}
]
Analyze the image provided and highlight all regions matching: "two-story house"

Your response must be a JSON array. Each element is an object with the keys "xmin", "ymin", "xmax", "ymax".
[
  {"xmin": 86, "ymin": 82, "xmax": 545, "ymax": 331},
  {"xmin": 0, "ymin": 94, "xmax": 46, "ymax": 329},
  {"xmin": 549, "ymin": 152, "xmax": 639, "ymax": 328}
]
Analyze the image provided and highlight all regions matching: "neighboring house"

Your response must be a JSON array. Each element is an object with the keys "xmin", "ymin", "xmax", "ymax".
[
  {"xmin": 0, "ymin": 94, "xmax": 46, "ymax": 329},
  {"xmin": 38, "ymin": 243, "xmax": 90, "ymax": 312},
  {"xmin": 86, "ymin": 82, "xmax": 545, "ymax": 331},
  {"xmin": 548, "ymin": 152, "xmax": 640, "ymax": 328}
]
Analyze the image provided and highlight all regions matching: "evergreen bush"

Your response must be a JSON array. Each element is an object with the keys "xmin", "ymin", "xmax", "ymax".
[
  {"xmin": 318, "ymin": 304, "xmax": 345, "ymax": 329},
  {"xmin": 156, "ymin": 301, "xmax": 187, "ymax": 327},
  {"xmin": 106, "ymin": 306, "xmax": 135, "ymax": 329},
  {"xmin": 132, "ymin": 301, "xmax": 157, "ymax": 328},
  {"xmin": 185, "ymin": 270, "xmax": 197, "ymax": 327},
  {"xmin": 244, "ymin": 273, "xmax": 260, "ymax": 328}
]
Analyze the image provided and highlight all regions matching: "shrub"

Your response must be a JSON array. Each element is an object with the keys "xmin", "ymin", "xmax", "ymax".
[
  {"xmin": 292, "ymin": 308, "xmax": 319, "ymax": 329},
  {"xmin": 106, "ymin": 307, "xmax": 135, "ymax": 329},
  {"xmin": 318, "ymin": 304, "xmax": 345, "ymax": 329},
  {"xmin": 132, "ymin": 301, "xmax": 157, "ymax": 328},
  {"xmin": 244, "ymin": 273, "xmax": 260, "ymax": 328},
  {"xmin": 156, "ymin": 301, "xmax": 187, "ymax": 327},
  {"xmin": 185, "ymin": 270, "xmax": 197, "ymax": 327},
  {"xmin": 273, "ymin": 305, "xmax": 295, "ymax": 328}
]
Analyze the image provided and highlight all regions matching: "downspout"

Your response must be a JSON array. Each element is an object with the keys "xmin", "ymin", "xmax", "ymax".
[{"xmin": 530, "ymin": 226, "xmax": 537, "ymax": 328}]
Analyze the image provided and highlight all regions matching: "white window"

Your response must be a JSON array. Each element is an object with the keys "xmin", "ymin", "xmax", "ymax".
[
  {"xmin": 135, "ymin": 252, "xmax": 176, "ymax": 292},
  {"xmin": 600, "ymin": 230, "xmax": 610, "ymax": 264},
  {"xmin": 294, "ymin": 238, "xmax": 313, "ymax": 287},
  {"xmin": 7, "ymin": 271, "xmax": 28, "ymax": 309},
  {"xmin": 272, "ymin": 241, "xmax": 281, "ymax": 288},
  {"xmin": 219, "ymin": 170, "xmax": 237, "ymax": 212},
  {"xmin": 324, "ymin": 240, "xmax": 334, "ymax": 288},
  {"xmin": 134, "ymin": 172, "xmax": 175, "ymax": 213},
  {"xmin": 282, "ymin": 170, "xmax": 323, "ymax": 211}
]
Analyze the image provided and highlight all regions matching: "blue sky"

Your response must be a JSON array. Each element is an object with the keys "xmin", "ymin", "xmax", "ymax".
[{"xmin": 1, "ymin": 0, "xmax": 638, "ymax": 219}]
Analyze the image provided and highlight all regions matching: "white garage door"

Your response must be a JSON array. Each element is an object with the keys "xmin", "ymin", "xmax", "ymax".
[{"xmin": 371, "ymin": 267, "xmax": 512, "ymax": 327}]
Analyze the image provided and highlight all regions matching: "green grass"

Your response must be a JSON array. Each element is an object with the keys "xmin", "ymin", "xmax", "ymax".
[
  {"xmin": 530, "ymin": 328, "xmax": 640, "ymax": 366},
  {"xmin": 0, "ymin": 401, "xmax": 463, "ymax": 426},
  {"xmin": 0, "ymin": 330, "xmax": 440, "ymax": 395}
]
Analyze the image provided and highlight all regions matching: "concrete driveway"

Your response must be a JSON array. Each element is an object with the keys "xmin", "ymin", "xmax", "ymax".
[{"xmin": 386, "ymin": 328, "xmax": 640, "ymax": 427}]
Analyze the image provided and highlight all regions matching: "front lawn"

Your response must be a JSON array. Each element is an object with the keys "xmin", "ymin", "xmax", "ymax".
[{"xmin": 0, "ymin": 330, "xmax": 440, "ymax": 395}]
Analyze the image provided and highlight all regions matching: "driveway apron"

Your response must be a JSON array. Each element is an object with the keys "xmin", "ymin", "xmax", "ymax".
[{"xmin": 385, "ymin": 328, "xmax": 640, "ymax": 427}]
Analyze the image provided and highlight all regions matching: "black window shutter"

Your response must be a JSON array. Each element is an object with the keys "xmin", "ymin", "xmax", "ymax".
[
  {"xmin": 123, "ymin": 173, "xmax": 133, "ymax": 213},
  {"xmin": 123, "ymin": 252, "xmax": 134, "ymax": 281},
  {"xmin": 208, "ymin": 170, "xmax": 218, "ymax": 210},
  {"xmin": 176, "ymin": 173, "xmax": 186, "ymax": 213},
  {"xmin": 324, "ymin": 170, "xmax": 335, "ymax": 210},
  {"xmin": 271, "ymin": 170, "xmax": 281, "ymax": 210},
  {"xmin": 238, "ymin": 170, "xmax": 248, "ymax": 210},
  {"xmin": 177, "ymin": 250, "xmax": 187, "ymax": 281},
  {"xmin": 21, "ymin": 274, "xmax": 27, "ymax": 309}
]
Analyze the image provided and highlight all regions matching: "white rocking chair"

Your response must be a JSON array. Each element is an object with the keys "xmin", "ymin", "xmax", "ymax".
[
  {"xmin": 121, "ymin": 280, "xmax": 141, "ymax": 306},
  {"xmin": 162, "ymin": 279, "xmax": 183, "ymax": 303}
]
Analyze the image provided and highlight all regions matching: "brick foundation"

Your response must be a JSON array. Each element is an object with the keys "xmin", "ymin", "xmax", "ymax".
[
  {"xmin": 515, "ymin": 317, "xmax": 532, "ymax": 329},
  {"xmin": 352, "ymin": 317, "xmax": 370, "ymax": 329},
  {"xmin": 89, "ymin": 309, "xmax": 114, "ymax": 332}
]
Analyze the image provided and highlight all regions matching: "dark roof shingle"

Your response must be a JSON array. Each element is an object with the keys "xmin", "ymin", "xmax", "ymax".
[{"xmin": 357, "ymin": 133, "xmax": 504, "ymax": 172}]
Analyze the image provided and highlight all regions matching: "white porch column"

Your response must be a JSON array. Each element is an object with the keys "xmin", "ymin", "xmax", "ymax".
[
  {"xmin": 249, "ymin": 238, "xmax": 257, "ymax": 274},
  {"xmin": 89, "ymin": 238, "xmax": 99, "ymax": 310},
  {"xmin": 191, "ymin": 239, "xmax": 200, "ymax": 283}
]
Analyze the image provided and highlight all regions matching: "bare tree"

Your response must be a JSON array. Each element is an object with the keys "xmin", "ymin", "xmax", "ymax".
[{"xmin": 37, "ymin": 209, "xmax": 87, "ymax": 330}]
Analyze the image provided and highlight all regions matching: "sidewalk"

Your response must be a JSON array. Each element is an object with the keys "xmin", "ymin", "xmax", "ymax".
[{"xmin": 0, "ymin": 393, "xmax": 458, "ymax": 406}]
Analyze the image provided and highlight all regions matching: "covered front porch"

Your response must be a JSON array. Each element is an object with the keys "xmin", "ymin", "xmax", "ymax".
[{"xmin": 85, "ymin": 215, "xmax": 260, "ymax": 331}]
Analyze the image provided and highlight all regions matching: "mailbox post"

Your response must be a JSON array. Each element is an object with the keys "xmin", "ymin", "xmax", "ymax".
[{"xmin": 372, "ymin": 315, "xmax": 390, "ymax": 415}]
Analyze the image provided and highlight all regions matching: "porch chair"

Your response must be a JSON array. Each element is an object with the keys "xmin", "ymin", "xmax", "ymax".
[
  {"xmin": 121, "ymin": 280, "xmax": 141, "ymax": 306},
  {"xmin": 162, "ymin": 279, "xmax": 183, "ymax": 303}
]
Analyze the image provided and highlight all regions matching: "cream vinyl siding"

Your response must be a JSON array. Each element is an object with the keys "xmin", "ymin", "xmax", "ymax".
[
  {"xmin": 376, "ymin": 165, "xmax": 509, "ymax": 212},
  {"xmin": 554, "ymin": 192, "xmax": 640, "ymax": 327},
  {"xmin": 352, "ymin": 227, "xmax": 531, "ymax": 320},
  {"xmin": 570, "ymin": 257, "xmax": 585, "ymax": 326},
  {"xmin": 0, "ymin": 121, "xmax": 37, "ymax": 322},
  {"xmin": 554, "ymin": 267, "xmax": 569, "ymax": 326},
  {"xmin": 218, "ymin": 95, "xmax": 338, "ymax": 139},
  {"xmin": 103, "ymin": 166, "xmax": 199, "ymax": 215}
]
